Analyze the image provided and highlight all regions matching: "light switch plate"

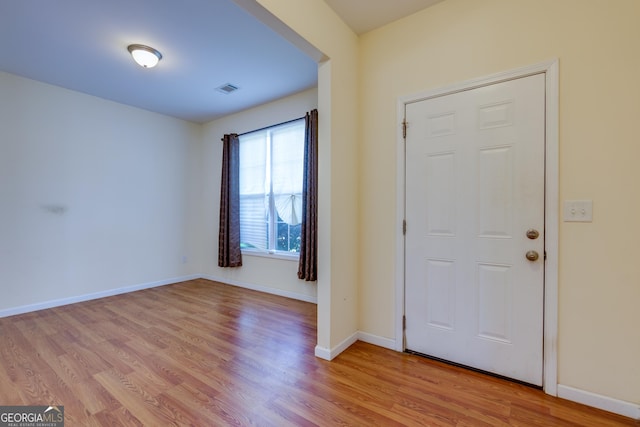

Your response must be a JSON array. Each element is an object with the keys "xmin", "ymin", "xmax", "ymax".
[{"xmin": 563, "ymin": 200, "xmax": 593, "ymax": 222}]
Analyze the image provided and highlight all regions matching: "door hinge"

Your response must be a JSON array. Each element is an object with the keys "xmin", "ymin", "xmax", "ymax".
[
  {"xmin": 403, "ymin": 220, "xmax": 407, "ymax": 235},
  {"xmin": 544, "ymin": 251, "xmax": 547, "ymax": 261},
  {"xmin": 402, "ymin": 120, "xmax": 407, "ymax": 139},
  {"xmin": 403, "ymin": 315, "xmax": 406, "ymax": 331}
]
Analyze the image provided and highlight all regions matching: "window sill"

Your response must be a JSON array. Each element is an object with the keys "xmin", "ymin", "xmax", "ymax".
[{"xmin": 241, "ymin": 249, "xmax": 299, "ymax": 262}]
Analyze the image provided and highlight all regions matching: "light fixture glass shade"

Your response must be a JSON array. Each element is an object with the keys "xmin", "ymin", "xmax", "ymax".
[{"xmin": 127, "ymin": 44, "xmax": 162, "ymax": 68}]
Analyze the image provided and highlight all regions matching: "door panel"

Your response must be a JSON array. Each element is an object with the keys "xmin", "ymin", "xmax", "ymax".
[{"xmin": 405, "ymin": 74, "xmax": 545, "ymax": 386}]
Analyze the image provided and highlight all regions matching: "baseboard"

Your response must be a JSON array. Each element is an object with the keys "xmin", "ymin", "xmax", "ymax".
[
  {"xmin": 315, "ymin": 332, "xmax": 359, "ymax": 361},
  {"xmin": 558, "ymin": 384, "xmax": 640, "ymax": 420},
  {"xmin": 323, "ymin": 334, "xmax": 640, "ymax": 421},
  {"xmin": 0, "ymin": 274, "xmax": 201, "ymax": 318},
  {"xmin": 314, "ymin": 345, "xmax": 332, "ymax": 360},
  {"xmin": 357, "ymin": 331, "xmax": 396, "ymax": 350},
  {"xmin": 1, "ymin": 273, "xmax": 316, "ymax": 319},
  {"xmin": 201, "ymin": 274, "xmax": 317, "ymax": 304},
  {"xmin": 315, "ymin": 332, "xmax": 395, "ymax": 361},
  {"xmin": 6, "ymin": 278, "xmax": 638, "ymax": 422}
]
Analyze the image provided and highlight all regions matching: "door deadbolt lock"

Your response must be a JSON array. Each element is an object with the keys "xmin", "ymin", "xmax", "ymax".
[
  {"xmin": 526, "ymin": 229, "xmax": 540, "ymax": 240},
  {"xmin": 525, "ymin": 250, "xmax": 539, "ymax": 261}
]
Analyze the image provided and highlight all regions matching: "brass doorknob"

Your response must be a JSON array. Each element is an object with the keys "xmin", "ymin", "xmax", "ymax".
[
  {"xmin": 526, "ymin": 229, "xmax": 540, "ymax": 240},
  {"xmin": 525, "ymin": 250, "xmax": 539, "ymax": 261}
]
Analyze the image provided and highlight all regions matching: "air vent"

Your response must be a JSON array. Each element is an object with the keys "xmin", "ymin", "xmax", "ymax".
[{"xmin": 216, "ymin": 83, "xmax": 239, "ymax": 94}]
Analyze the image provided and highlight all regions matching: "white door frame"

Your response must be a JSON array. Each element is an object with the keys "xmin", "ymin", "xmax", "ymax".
[{"xmin": 395, "ymin": 59, "xmax": 559, "ymax": 395}]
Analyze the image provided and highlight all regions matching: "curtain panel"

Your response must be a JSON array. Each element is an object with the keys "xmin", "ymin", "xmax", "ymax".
[
  {"xmin": 298, "ymin": 109, "xmax": 318, "ymax": 281},
  {"xmin": 218, "ymin": 134, "xmax": 242, "ymax": 267}
]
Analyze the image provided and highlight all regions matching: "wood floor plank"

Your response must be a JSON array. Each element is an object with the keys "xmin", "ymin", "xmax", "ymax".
[
  {"xmin": 94, "ymin": 367, "xmax": 173, "ymax": 426},
  {"xmin": 73, "ymin": 378, "xmax": 120, "ymax": 416},
  {"xmin": 0, "ymin": 279, "xmax": 637, "ymax": 426}
]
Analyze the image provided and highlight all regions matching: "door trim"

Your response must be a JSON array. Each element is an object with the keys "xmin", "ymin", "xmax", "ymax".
[{"xmin": 395, "ymin": 59, "xmax": 559, "ymax": 395}]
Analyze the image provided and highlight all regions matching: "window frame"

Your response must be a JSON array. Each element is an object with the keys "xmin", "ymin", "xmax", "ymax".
[{"xmin": 238, "ymin": 118, "xmax": 305, "ymax": 260}]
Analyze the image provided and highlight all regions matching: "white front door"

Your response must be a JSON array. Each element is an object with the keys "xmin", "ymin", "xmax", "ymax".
[{"xmin": 404, "ymin": 74, "xmax": 546, "ymax": 386}]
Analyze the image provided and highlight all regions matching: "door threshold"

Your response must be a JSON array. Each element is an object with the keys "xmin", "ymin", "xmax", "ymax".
[{"xmin": 404, "ymin": 349, "xmax": 542, "ymax": 390}]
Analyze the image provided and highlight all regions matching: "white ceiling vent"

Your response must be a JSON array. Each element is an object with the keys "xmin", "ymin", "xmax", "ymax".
[{"xmin": 216, "ymin": 83, "xmax": 239, "ymax": 95}]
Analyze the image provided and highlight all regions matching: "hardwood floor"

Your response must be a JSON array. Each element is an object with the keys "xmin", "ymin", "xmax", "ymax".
[{"xmin": 0, "ymin": 279, "xmax": 636, "ymax": 426}]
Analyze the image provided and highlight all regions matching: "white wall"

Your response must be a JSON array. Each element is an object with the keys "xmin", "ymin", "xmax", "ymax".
[
  {"xmin": 200, "ymin": 88, "xmax": 317, "ymax": 302},
  {"xmin": 0, "ymin": 70, "xmax": 317, "ymax": 315},
  {"xmin": 0, "ymin": 71, "xmax": 203, "ymax": 313}
]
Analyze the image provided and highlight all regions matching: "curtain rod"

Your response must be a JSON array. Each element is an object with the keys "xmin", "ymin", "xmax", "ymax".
[{"xmin": 221, "ymin": 116, "xmax": 305, "ymax": 141}]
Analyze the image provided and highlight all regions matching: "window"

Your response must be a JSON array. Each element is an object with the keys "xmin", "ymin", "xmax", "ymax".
[{"xmin": 239, "ymin": 119, "xmax": 305, "ymax": 255}]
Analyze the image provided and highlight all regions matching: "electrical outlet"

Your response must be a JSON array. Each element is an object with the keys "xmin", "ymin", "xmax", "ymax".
[{"xmin": 563, "ymin": 200, "xmax": 593, "ymax": 222}]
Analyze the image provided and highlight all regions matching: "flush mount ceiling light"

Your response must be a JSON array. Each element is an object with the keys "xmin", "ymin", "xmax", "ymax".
[{"xmin": 127, "ymin": 44, "xmax": 162, "ymax": 68}]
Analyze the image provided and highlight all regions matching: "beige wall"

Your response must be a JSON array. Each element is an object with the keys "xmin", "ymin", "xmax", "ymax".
[
  {"xmin": 252, "ymin": 0, "xmax": 361, "ymax": 353},
  {"xmin": 358, "ymin": 0, "xmax": 640, "ymax": 405},
  {"xmin": 200, "ymin": 88, "xmax": 318, "ymax": 303}
]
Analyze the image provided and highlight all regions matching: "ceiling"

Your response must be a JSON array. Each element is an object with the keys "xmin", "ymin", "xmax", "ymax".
[
  {"xmin": 325, "ymin": 0, "xmax": 445, "ymax": 35},
  {"xmin": 0, "ymin": 0, "xmax": 443, "ymax": 124}
]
